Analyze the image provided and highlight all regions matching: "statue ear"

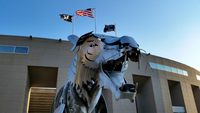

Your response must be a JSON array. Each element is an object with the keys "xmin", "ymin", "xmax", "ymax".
[{"xmin": 68, "ymin": 35, "xmax": 79, "ymax": 51}]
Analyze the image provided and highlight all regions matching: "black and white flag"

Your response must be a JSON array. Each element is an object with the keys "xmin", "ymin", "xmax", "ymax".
[
  {"xmin": 60, "ymin": 14, "xmax": 73, "ymax": 22},
  {"xmin": 104, "ymin": 25, "xmax": 115, "ymax": 32}
]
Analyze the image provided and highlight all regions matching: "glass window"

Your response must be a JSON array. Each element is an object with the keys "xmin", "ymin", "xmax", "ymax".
[
  {"xmin": 149, "ymin": 62, "xmax": 188, "ymax": 76},
  {"xmin": 0, "ymin": 45, "xmax": 15, "ymax": 53},
  {"xmin": 15, "ymin": 46, "xmax": 29, "ymax": 54},
  {"xmin": 196, "ymin": 75, "xmax": 200, "ymax": 81},
  {"xmin": 177, "ymin": 69, "xmax": 183, "ymax": 75},
  {"xmin": 183, "ymin": 70, "xmax": 188, "ymax": 76},
  {"xmin": 171, "ymin": 67, "xmax": 178, "ymax": 73},
  {"xmin": 149, "ymin": 62, "xmax": 157, "ymax": 69},
  {"xmin": 157, "ymin": 64, "xmax": 165, "ymax": 71},
  {"xmin": 172, "ymin": 106, "xmax": 185, "ymax": 113},
  {"xmin": 165, "ymin": 65, "xmax": 172, "ymax": 72}
]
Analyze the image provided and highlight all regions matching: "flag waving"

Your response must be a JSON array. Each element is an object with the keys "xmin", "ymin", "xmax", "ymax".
[
  {"xmin": 76, "ymin": 8, "xmax": 94, "ymax": 18},
  {"xmin": 60, "ymin": 14, "xmax": 73, "ymax": 22},
  {"xmin": 104, "ymin": 25, "xmax": 115, "ymax": 32}
]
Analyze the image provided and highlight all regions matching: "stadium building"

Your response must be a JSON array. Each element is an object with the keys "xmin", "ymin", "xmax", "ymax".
[{"xmin": 0, "ymin": 35, "xmax": 199, "ymax": 113}]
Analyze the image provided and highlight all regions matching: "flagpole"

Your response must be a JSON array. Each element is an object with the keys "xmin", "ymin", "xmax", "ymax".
[
  {"xmin": 72, "ymin": 15, "xmax": 74, "ymax": 34},
  {"xmin": 114, "ymin": 23, "xmax": 117, "ymax": 36},
  {"xmin": 94, "ymin": 8, "xmax": 97, "ymax": 33},
  {"xmin": 72, "ymin": 21, "xmax": 74, "ymax": 34}
]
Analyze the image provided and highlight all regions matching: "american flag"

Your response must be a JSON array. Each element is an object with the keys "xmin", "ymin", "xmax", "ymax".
[{"xmin": 76, "ymin": 8, "xmax": 94, "ymax": 18}]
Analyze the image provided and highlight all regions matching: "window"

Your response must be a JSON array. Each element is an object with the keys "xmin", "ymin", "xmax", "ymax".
[
  {"xmin": 172, "ymin": 106, "xmax": 185, "ymax": 113},
  {"xmin": 165, "ymin": 65, "xmax": 172, "ymax": 72},
  {"xmin": 149, "ymin": 62, "xmax": 188, "ymax": 76},
  {"xmin": 0, "ymin": 45, "xmax": 15, "ymax": 53},
  {"xmin": 171, "ymin": 67, "xmax": 178, "ymax": 73},
  {"xmin": 183, "ymin": 70, "xmax": 188, "ymax": 76},
  {"xmin": 149, "ymin": 62, "xmax": 157, "ymax": 69},
  {"xmin": 177, "ymin": 69, "xmax": 183, "ymax": 75},
  {"xmin": 0, "ymin": 45, "xmax": 29, "ymax": 54},
  {"xmin": 196, "ymin": 75, "xmax": 200, "ymax": 81},
  {"xmin": 157, "ymin": 64, "xmax": 165, "ymax": 71},
  {"xmin": 15, "ymin": 46, "xmax": 29, "ymax": 54}
]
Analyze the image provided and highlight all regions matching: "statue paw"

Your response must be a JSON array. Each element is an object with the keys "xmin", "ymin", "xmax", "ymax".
[
  {"xmin": 119, "ymin": 82, "xmax": 138, "ymax": 92},
  {"xmin": 118, "ymin": 82, "xmax": 138, "ymax": 102}
]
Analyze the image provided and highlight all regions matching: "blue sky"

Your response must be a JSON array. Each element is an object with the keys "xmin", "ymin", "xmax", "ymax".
[{"xmin": 0, "ymin": 0, "xmax": 200, "ymax": 71}]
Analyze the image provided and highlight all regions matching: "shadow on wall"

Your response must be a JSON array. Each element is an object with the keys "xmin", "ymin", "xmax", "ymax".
[
  {"xmin": 168, "ymin": 80, "xmax": 185, "ymax": 113},
  {"xmin": 191, "ymin": 85, "xmax": 200, "ymax": 113},
  {"xmin": 133, "ymin": 75, "xmax": 156, "ymax": 113}
]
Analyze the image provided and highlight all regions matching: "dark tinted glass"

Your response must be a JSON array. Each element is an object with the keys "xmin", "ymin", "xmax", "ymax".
[
  {"xmin": 15, "ymin": 47, "xmax": 28, "ymax": 54},
  {"xmin": 0, "ymin": 45, "xmax": 14, "ymax": 53}
]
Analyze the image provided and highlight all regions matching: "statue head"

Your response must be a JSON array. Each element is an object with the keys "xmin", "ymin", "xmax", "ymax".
[
  {"xmin": 68, "ymin": 32, "xmax": 140, "ymax": 68},
  {"xmin": 68, "ymin": 32, "xmax": 140, "ymax": 98}
]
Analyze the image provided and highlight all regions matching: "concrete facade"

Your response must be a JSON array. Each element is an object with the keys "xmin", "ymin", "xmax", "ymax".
[{"xmin": 0, "ymin": 35, "xmax": 199, "ymax": 113}]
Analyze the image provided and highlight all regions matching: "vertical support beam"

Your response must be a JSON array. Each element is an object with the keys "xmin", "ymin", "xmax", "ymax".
[{"xmin": 181, "ymin": 82, "xmax": 198, "ymax": 113}]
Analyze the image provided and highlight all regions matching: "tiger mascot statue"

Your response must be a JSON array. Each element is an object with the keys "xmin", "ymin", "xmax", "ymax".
[{"xmin": 51, "ymin": 32, "xmax": 140, "ymax": 113}]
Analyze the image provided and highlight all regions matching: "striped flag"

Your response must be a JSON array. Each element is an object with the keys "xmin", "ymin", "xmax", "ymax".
[{"xmin": 76, "ymin": 8, "xmax": 94, "ymax": 18}]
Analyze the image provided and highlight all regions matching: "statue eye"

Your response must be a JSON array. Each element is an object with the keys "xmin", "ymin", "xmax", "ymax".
[
  {"xmin": 89, "ymin": 43, "xmax": 94, "ymax": 47},
  {"xmin": 89, "ymin": 43, "xmax": 98, "ymax": 47}
]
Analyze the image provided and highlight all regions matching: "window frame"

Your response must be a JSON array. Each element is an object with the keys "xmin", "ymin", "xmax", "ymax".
[
  {"xmin": 149, "ymin": 62, "xmax": 188, "ymax": 76},
  {"xmin": 0, "ymin": 45, "xmax": 29, "ymax": 54},
  {"xmin": 15, "ymin": 46, "xmax": 29, "ymax": 54}
]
